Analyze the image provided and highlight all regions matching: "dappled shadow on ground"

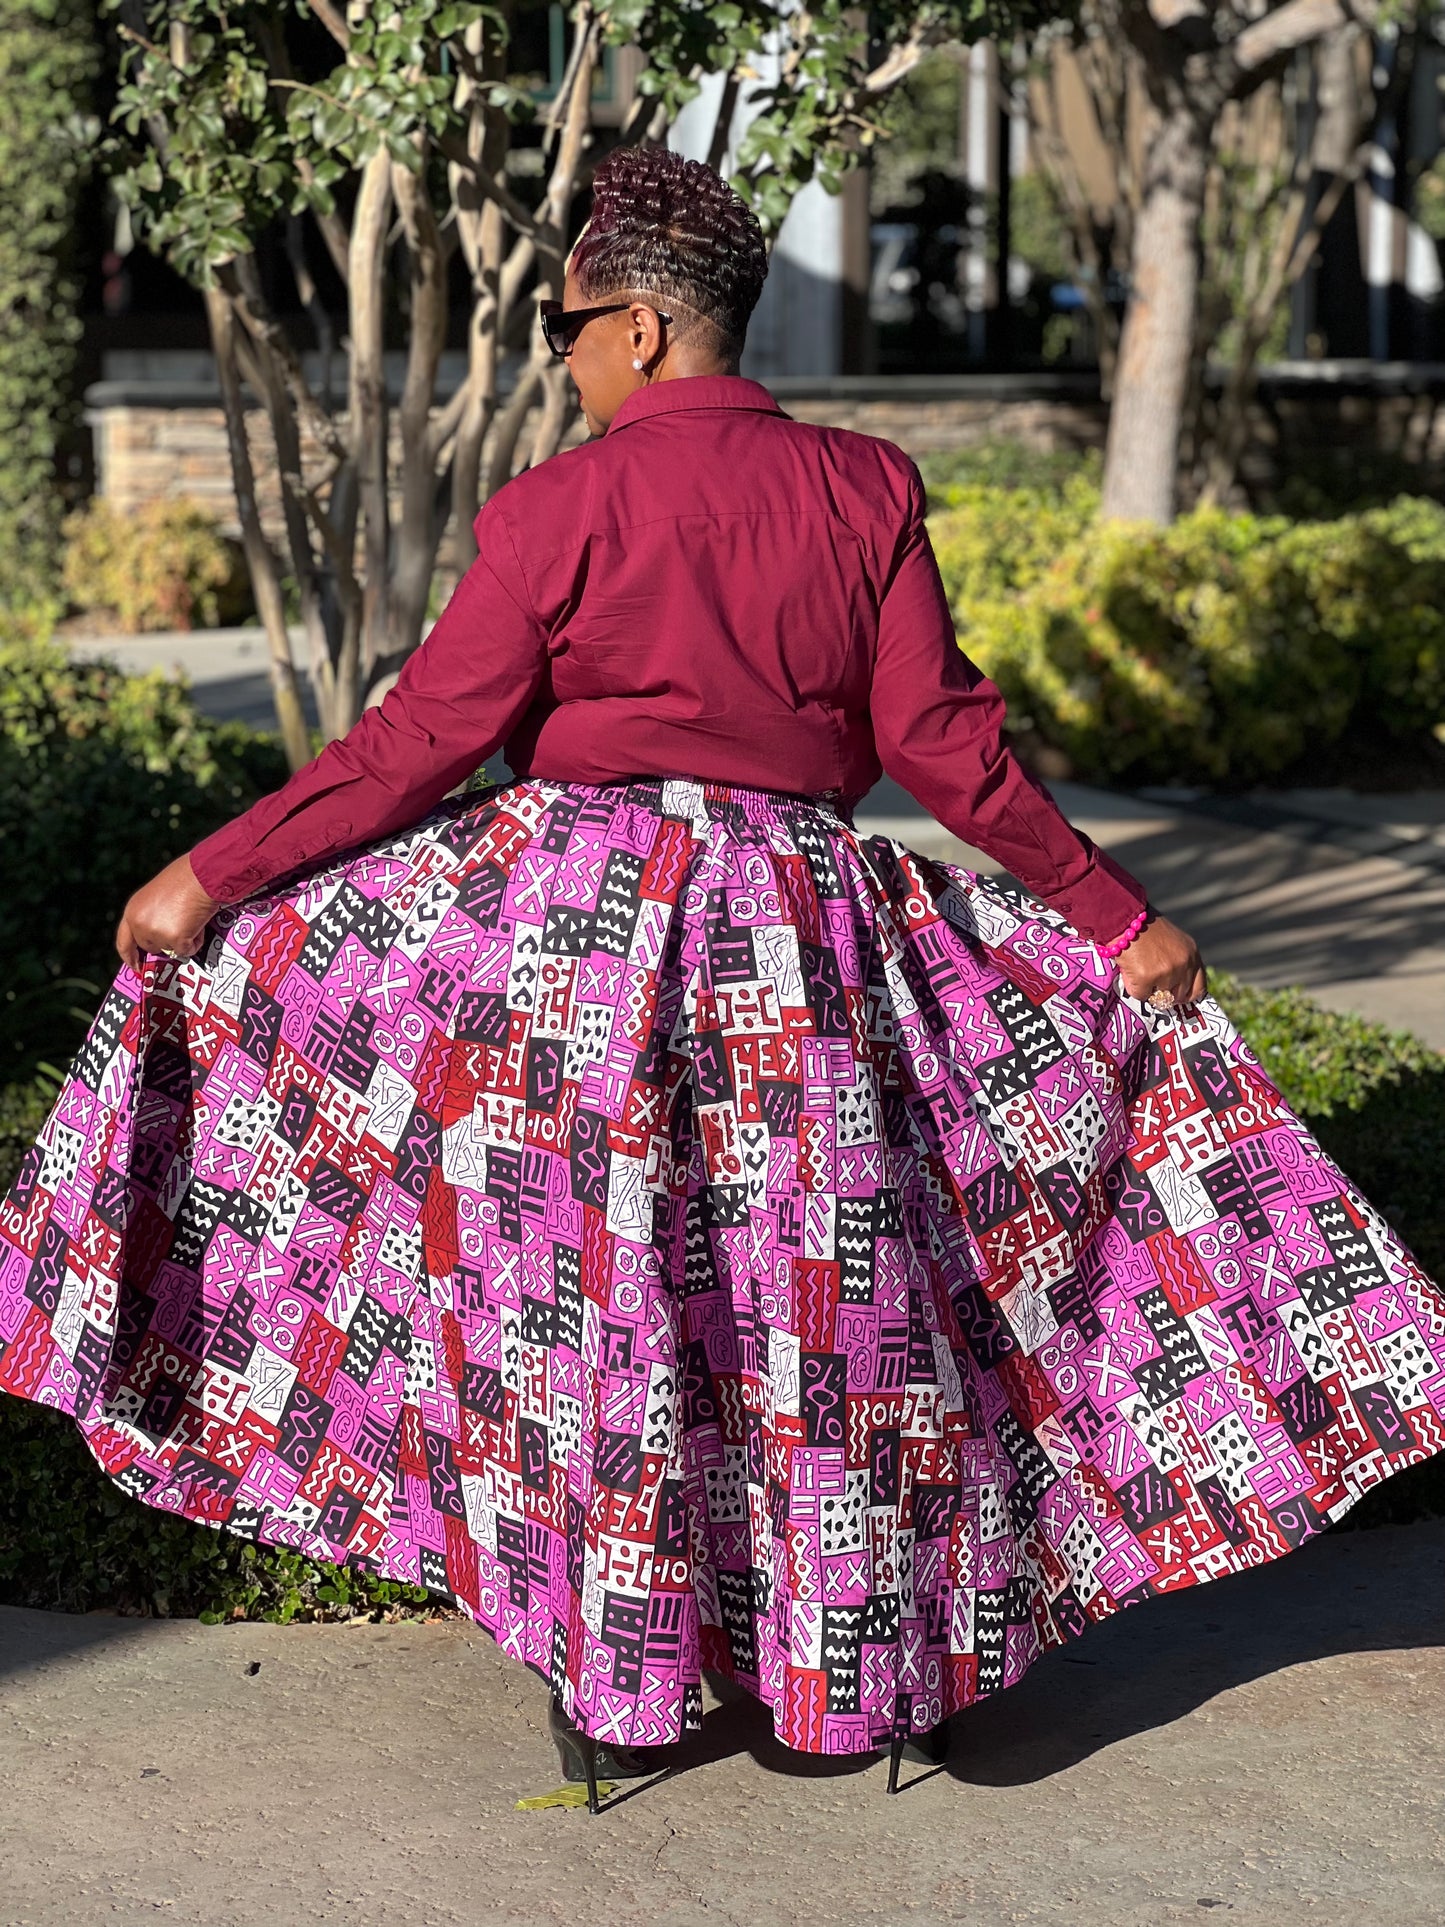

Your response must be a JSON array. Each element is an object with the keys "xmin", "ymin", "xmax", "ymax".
[
  {"xmin": 860, "ymin": 777, "xmax": 1445, "ymax": 1008},
  {"xmin": 0, "ymin": 1600, "xmax": 166, "ymax": 1684},
  {"xmin": 648, "ymin": 1521, "xmax": 1445, "ymax": 1791},
  {"xmin": 1068, "ymin": 818, "xmax": 1445, "ymax": 1004}
]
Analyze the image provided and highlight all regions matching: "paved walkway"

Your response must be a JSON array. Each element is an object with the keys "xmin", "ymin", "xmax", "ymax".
[
  {"xmin": 3, "ymin": 1520, "xmax": 1442, "ymax": 1926},
  {"xmin": 861, "ymin": 775, "xmax": 1445, "ymax": 1050}
]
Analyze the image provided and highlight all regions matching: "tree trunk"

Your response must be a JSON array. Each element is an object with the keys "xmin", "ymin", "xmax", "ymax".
[
  {"xmin": 350, "ymin": 151, "xmax": 393, "ymax": 713},
  {"xmin": 1100, "ymin": 96, "xmax": 1212, "ymax": 523},
  {"xmin": 1200, "ymin": 26, "xmax": 1369, "ymax": 505},
  {"xmin": 204, "ymin": 287, "xmax": 312, "ymax": 774}
]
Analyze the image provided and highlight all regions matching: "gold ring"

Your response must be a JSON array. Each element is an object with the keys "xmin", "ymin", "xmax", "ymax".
[{"xmin": 1146, "ymin": 987, "xmax": 1177, "ymax": 1011}]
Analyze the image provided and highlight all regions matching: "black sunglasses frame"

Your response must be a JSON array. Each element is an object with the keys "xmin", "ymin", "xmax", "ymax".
[{"xmin": 539, "ymin": 297, "xmax": 674, "ymax": 359}]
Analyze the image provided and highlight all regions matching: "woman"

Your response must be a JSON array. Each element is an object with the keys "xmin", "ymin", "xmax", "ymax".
[{"xmin": 4, "ymin": 148, "xmax": 1442, "ymax": 1816}]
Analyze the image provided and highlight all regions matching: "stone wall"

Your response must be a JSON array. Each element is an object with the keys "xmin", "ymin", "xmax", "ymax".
[
  {"xmin": 86, "ymin": 395, "xmax": 594, "ymax": 559},
  {"xmin": 84, "ymin": 365, "xmax": 1445, "ymax": 553}
]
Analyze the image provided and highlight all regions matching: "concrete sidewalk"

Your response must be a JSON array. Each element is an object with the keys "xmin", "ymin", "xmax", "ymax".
[
  {"xmin": 858, "ymin": 777, "xmax": 1445, "ymax": 1051},
  {"xmin": 66, "ymin": 627, "xmax": 322, "ymax": 732},
  {"xmin": 2, "ymin": 1520, "xmax": 1442, "ymax": 1927}
]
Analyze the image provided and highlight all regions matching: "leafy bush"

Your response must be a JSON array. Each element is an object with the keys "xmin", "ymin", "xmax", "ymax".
[
  {"xmin": 919, "ymin": 441, "xmax": 1100, "ymax": 507},
  {"xmin": 0, "ymin": 629, "xmax": 419, "ymax": 1621},
  {"xmin": 927, "ymin": 477, "xmax": 1099, "ymax": 602},
  {"xmin": 931, "ymin": 488, "xmax": 1445, "ymax": 786},
  {"xmin": 0, "ymin": 1395, "xmax": 439, "ymax": 1621},
  {"xmin": 61, "ymin": 497, "xmax": 249, "ymax": 633},
  {"xmin": 0, "ymin": 619, "xmax": 287, "ymax": 1080}
]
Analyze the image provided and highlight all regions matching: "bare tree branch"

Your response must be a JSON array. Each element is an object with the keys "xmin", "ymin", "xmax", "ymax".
[
  {"xmin": 217, "ymin": 261, "xmax": 347, "ymax": 466},
  {"xmin": 439, "ymin": 131, "xmax": 543, "ymax": 237},
  {"xmin": 348, "ymin": 149, "xmax": 393, "ymax": 702},
  {"xmin": 706, "ymin": 69, "xmax": 743, "ymax": 172},
  {"xmin": 392, "ymin": 153, "xmax": 451, "ymax": 650},
  {"xmin": 1225, "ymin": 0, "xmax": 1376, "ymax": 86},
  {"xmin": 306, "ymin": 0, "xmax": 350, "ymax": 51}
]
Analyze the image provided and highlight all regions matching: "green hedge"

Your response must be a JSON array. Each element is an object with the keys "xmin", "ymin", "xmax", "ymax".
[
  {"xmin": 929, "ymin": 486, "xmax": 1445, "ymax": 787},
  {"xmin": 1, "ymin": 968, "xmax": 1441, "ymax": 1620},
  {"xmin": 0, "ymin": 0, "xmax": 96, "ymax": 602},
  {"xmin": 0, "ymin": 622, "xmax": 288, "ymax": 1082},
  {"xmin": 1205, "ymin": 976, "xmax": 1445, "ymax": 1531}
]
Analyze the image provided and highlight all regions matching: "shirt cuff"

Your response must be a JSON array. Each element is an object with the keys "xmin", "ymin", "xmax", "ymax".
[
  {"xmin": 189, "ymin": 819, "xmax": 269, "ymax": 904},
  {"xmin": 1030, "ymin": 839, "xmax": 1151, "ymax": 945}
]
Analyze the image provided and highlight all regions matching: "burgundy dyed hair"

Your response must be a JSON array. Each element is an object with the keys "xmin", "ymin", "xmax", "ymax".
[{"xmin": 571, "ymin": 145, "xmax": 767, "ymax": 359}]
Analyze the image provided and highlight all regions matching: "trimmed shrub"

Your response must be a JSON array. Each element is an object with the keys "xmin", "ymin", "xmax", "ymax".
[
  {"xmin": 919, "ymin": 442, "xmax": 1100, "ymax": 505},
  {"xmin": 931, "ymin": 489, "xmax": 1445, "ymax": 786},
  {"xmin": 0, "ymin": 1393, "xmax": 438, "ymax": 1621},
  {"xmin": 0, "ymin": 620, "xmax": 287, "ymax": 1081},
  {"xmin": 61, "ymin": 497, "xmax": 249, "ymax": 634}
]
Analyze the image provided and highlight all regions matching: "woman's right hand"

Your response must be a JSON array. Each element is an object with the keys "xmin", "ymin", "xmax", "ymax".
[
  {"xmin": 115, "ymin": 854, "xmax": 222, "ymax": 973},
  {"xmin": 1115, "ymin": 912, "xmax": 1207, "ymax": 1008}
]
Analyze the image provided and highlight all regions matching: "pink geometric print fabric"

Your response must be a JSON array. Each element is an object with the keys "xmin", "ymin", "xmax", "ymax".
[{"xmin": 2, "ymin": 778, "xmax": 1443, "ymax": 1755}]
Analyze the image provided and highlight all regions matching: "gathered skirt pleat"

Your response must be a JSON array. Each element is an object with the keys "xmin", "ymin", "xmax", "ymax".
[{"xmin": 3, "ymin": 776, "xmax": 1444, "ymax": 1754}]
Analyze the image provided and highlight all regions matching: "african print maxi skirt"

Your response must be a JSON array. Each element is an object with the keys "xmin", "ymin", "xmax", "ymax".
[{"xmin": 3, "ymin": 777, "xmax": 1444, "ymax": 1756}]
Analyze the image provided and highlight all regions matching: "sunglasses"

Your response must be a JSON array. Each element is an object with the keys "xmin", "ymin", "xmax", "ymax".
[{"xmin": 539, "ymin": 297, "xmax": 674, "ymax": 359}]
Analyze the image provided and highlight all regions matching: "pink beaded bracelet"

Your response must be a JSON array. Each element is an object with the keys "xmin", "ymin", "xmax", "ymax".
[{"xmin": 1099, "ymin": 904, "xmax": 1151, "ymax": 958}]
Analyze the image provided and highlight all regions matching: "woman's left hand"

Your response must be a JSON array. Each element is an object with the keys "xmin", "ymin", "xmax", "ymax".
[
  {"xmin": 1115, "ymin": 912, "xmax": 1207, "ymax": 1008},
  {"xmin": 115, "ymin": 854, "xmax": 222, "ymax": 973}
]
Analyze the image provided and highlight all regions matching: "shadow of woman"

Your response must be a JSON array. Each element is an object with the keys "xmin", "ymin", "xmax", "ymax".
[{"xmin": 654, "ymin": 1519, "xmax": 1444, "ymax": 1791}]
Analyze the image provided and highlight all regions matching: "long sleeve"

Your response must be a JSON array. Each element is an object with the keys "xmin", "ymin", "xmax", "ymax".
[
  {"xmin": 868, "ymin": 465, "xmax": 1149, "ymax": 945},
  {"xmin": 189, "ymin": 498, "xmax": 547, "ymax": 903}
]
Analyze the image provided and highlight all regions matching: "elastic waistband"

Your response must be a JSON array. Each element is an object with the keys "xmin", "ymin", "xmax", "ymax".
[{"xmin": 498, "ymin": 775, "xmax": 856, "ymax": 832}]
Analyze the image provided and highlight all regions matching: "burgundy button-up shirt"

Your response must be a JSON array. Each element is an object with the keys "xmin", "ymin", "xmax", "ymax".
[{"xmin": 190, "ymin": 374, "xmax": 1148, "ymax": 942}]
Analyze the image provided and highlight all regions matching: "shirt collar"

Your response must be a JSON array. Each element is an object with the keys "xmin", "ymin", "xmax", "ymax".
[{"xmin": 606, "ymin": 373, "xmax": 786, "ymax": 435}]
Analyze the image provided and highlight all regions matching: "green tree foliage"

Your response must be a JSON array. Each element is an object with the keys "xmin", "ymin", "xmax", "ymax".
[{"xmin": 0, "ymin": 0, "xmax": 98, "ymax": 601}]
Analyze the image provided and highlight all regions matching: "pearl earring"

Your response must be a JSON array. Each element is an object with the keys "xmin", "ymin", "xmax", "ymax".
[{"xmin": 632, "ymin": 357, "xmax": 644, "ymax": 371}]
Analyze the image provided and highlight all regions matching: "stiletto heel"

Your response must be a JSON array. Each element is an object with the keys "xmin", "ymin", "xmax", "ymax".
[
  {"xmin": 885, "ymin": 1709, "xmax": 951, "ymax": 1794},
  {"xmin": 576, "ymin": 1729, "xmax": 601, "ymax": 1815},
  {"xmin": 887, "ymin": 1729, "xmax": 906, "ymax": 1796},
  {"xmin": 547, "ymin": 1694, "xmax": 663, "ymax": 1813}
]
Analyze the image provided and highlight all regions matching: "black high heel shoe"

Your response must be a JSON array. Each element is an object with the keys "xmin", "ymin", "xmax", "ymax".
[
  {"xmin": 547, "ymin": 1694, "xmax": 665, "ymax": 1814},
  {"xmin": 886, "ymin": 1719, "xmax": 951, "ymax": 1794}
]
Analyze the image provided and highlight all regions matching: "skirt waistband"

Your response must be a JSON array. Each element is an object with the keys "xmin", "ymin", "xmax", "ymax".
[{"xmin": 493, "ymin": 774, "xmax": 857, "ymax": 831}]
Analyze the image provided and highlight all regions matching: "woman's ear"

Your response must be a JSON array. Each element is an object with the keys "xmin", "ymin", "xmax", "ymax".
[{"xmin": 628, "ymin": 304, "xmax": 666, "ymax": 373}]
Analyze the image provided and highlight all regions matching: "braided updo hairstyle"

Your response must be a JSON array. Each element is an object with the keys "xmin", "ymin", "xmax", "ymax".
[{"xmin": 570, "ymin": 145, "xmax": 767, "ymax": 361}]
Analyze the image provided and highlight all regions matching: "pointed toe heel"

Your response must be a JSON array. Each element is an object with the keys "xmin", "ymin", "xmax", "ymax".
[{"xmin": 547, "ymin": 1694, "xmax": 661, "ymax": 1814}]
